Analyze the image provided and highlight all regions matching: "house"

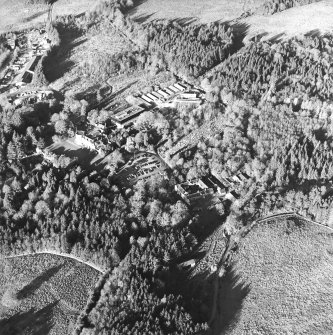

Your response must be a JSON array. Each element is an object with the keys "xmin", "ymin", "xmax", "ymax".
[
  {"xmin": 179, "ymin": 92, "xmax": 198, "ymax": 100},
  {"xmin": 232, "ymin": 175, "xmax": 242, "ymax": 183},
  {"xmin": 175, "ymin": 175, "xmax": 225, "ymax": 205},
  {"xmin": 174, "ymin": 83, "xmax": 186, "ymax": 91},
  {"xmin": 164, "ymin": 87, "xmax": 175, "ymax": 96},
  {"xmin": 175, "ymin": 96, "xmax": 201, "ymax": 104},
  {"xmin": 200, "ymin": 175, "xmax": 228, "ymax": 196},
  {"xmin": 138, "ymin": 96, "xmax": 152, "ymax": 106},
  {"xmin": 225, "ymin": 190, "xmax": 240, "ymax": 202},
  {"xmin": 74, "ymin": 131, "xmax": 96, "ymax": 151},
  {"xmin": 141, "ymin": 94, "xmax": 154, "ymax": 103},
  {"xmin": 175, "ymin": 179, "xmax": 214, "ymax": 205},
  {"xmin": 7, "ymin": 38, "xmax": 16, "ymax": 50},
  {"xmin": 157, "ymin": 89, "xmax": 170, "ymax": 99},
  {"xmin": 238, "ymin": 172, "xmax": 250, "ymax": 182},
  {"xmin": 146, "ymin": 93, "xmax": 160, "ymax": 102},
  {"xmin": 37, "ymin": 90, "xmax": 53, "ymax": 100},
  {"xmin": 169, "ymin": 85, "xmax": 180, "ymax": 93},
  {"xmin": 151, "ymin": 91, "xmax": 165, "ymax": 101}
]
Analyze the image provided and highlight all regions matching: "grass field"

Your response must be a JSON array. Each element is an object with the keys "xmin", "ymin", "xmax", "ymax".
[
  {"xmin": 0, "ymin": 0, "xmax": 96, "ymax": 33},
  {"xmin": 0, "ymin": 253, "xmax": 100, "ymax": 335},
  {"xmin": 128, "ymin": 0, "xmax": 266, "ymax": 24},
  {"xmin": 48, "ymin": 139, "xmax": 110, "ymax": 171},
  {"xmin": 243, "ymin": 0, "xmax": 333, "ymax": 42},
  {"xmin": 214, "ymin": 219, "xmax": 333, "ymax": 335}
]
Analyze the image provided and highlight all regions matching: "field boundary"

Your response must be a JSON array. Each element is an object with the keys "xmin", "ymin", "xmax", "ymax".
[
  {"xmin": 1, "ymin": 250, "xmax": 105, "ymax": 273},
  {"xmin": 253, "ymin": 211, "xmax": 333, "ymax": 233},
  {"xmin": 209, "ymin": 210, "xmax": 333, "ymax": 325}
]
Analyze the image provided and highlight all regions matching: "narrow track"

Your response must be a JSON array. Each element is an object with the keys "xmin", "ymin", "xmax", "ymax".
[{"xmin": 2, "ymin": 250, "xmax": 105, "ymax": 273}]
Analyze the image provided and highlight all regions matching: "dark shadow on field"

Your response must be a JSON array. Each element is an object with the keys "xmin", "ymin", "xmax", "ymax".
[
  {"xmin": 0, "ymin": 301, "xmax": 56, "ymax": 335},
  {"xmin": 305, "ymin": 29, "xmax": 321, "ymax": 38},
  {"xmin": 249, "ymin": 31, "xmax": 269, "ymax": 42},
  {"xmin": 17, "ymin": 265, "xmax": 63, "ymax": 300},
  {"xmin": 269, "ymin": 32, "xmax": 285, "ymax": 44},
  {"xmin": 44, "ymin": 21, "xmax": 86, "ymax": 82},
  {"xmin": 229, "ymin": 21, "xmax": 250, "ymax": 53},
  {"xmin": 124, "ymin": 0, "xmax": 148, "ymax": 15},
  {"xmin": 212, "ymin": 266, "xmax": 250, "ymax": 334},
  {"xmin": 50, "ymin": 144, "xmax": 106, "ymax": 171},
  {"xmin": 22, "ymin": 9, "xmax": 49, "ymax": 24},
  {"xmin": 93, "ymin": 80, "xmax": 139, "ymax": 110},
  {"xmin": 172, "ymin": 17, "xmax": 199, "ymax": 26},
  {"xmin": 133, "ymin": 12, "xmax": 156, "ymax": 24}
]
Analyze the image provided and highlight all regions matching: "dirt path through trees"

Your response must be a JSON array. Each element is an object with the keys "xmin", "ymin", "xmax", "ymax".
[{"xmin": 2, "ymin": 250, "xmax": 105, "ymax": 273}]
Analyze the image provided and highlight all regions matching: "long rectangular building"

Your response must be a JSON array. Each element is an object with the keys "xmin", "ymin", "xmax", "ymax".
[{"xmin": 111, "ymin": 106, "xmax": 146, "ymax": 128}]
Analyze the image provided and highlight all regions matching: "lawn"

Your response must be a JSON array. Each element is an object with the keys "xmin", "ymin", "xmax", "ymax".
[
  {"xmin": 48, "ymin": 139, "xmax": 109, "ymax": 171},
  {"xmin": 214, "ymin": 218, "xmax": 333, "ymax": 335},
  {"xmin": 0, "ymin": 253, "xmax": 100, "ymax": 335}
]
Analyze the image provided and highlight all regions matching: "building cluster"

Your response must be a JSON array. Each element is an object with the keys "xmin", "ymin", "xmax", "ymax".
[
  {"xmin": 74, "ymin": 129, "xmax": 110, "ymax": 156},
  {"xmin": 73, "ymin": 111, "xmax": 119, "ymax": 155},
  {"xmin": 105, "ymin": 81, "xmax": 204, "ymax": 131},
  {"xmin": 138, "ymin": 82, "xmax": 203, "ymax": 107},
  {"xmin": 7, "ymin": 89, "xmax": 53, "ymax": 106},
  {"xmin": 71, "ymin": 81, "xmax": 204, "ymax": 163},
  {"xmin": 175, "ymin": 172, "xmax": 251, "ymax": 205},
  {"xmin": 0, "ymin": 29, "xmax": 50, "ymax": 90}
]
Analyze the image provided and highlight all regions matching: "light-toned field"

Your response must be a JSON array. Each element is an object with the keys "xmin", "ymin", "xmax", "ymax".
[
  {"xmin": 128, "ymin": 0, "xmax": 266, "ymax": 24},
  {"xmin": 0, "ymin": 0, "xmax": 96, "ymax": 33},
  {"xmin": 214, "ymin": 219, "xmax": 333, "ymax": 335},
  {"xmin": 242, "ymin": 0, "xmax": 333, "ymax": 41},
  {"xmin": 0, "ymin": 253, "xmax": 100, "ymax": 335},
  {"xmin": 48, "ymin": 139, "xmax": 109, "ymax": 171}
]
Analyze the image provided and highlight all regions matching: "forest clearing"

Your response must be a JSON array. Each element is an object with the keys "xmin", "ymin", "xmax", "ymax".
[
  {"xmin": 1, "ymin": 0, "xmax": 333, "ymax": 333},
  {"xmin": 127, "ymin": 0, "xmax": 266, "ymax": 24},
  {"xmin": 0, "ymin": 253, "xmax": 100, "ymax": 335},
  {"xmin": 213, "ymin": 218, "xmax": 333, "ymax": 334},
  {"xmin": 0, "ymin": 0, "xmax": 96, "ymax": 33}
]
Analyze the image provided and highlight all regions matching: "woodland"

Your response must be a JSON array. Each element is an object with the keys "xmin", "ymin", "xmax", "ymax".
[{"xmin": 0, "ymin": 0, "xmax": 333, "ymax": 334}]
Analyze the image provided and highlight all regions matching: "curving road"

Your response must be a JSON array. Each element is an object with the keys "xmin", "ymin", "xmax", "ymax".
[
  {"xmin": 255, "ymin": 211, "xmax": 333, "ymax": 232},
  {"xmin": 2, "ymin": 250, "xmax": 105, "ymax": 273}
]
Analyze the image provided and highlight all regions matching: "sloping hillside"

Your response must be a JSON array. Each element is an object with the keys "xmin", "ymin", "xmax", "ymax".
[
  {"xmin": 243, "ymin": 0, "xmax": 333, "ymax": 41},
  {"xmin": 128, "ymin": 0, "xmax": 266, "ymax": 24},
  {"xmin": 214, "ymin": 219, "xmax": 333, "ymax": 335},
  {"xmin": 0, "ymin": 253, "xmax": 100, "ymax": 335},
  {"xmin": 0, "ymin": 0, "xmax": 96, "ymax": 32}
]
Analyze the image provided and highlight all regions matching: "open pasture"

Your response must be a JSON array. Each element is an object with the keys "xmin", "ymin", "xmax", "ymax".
[
  {"xmin": 0, "ymin": 0, "xmax": 96, "ymax": 33},
  {"xmin": 214, "ymin": 219, "xmax": 333, "ymax": 335},
  {"xmin": 0, "ymin": 253, "xmax": 100, "ymax": 335},
  {"xmin": 243, "ymin": 0, "xmax": 333, "ymax": 42},
  {"xmin": 128, "ymin": 0, "xmax": 266, "ymax": 24}
]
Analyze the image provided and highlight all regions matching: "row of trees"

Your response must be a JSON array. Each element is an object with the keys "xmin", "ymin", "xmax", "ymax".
[
  {"xmin": 261, "ymin": 0, "xmax": 321, "ymax": 14},
  {"xmin": 146, "ymin": 21, "xmax": 234, "ymax": 77},
  {"xmin": 210, "ymin": 35, "xmax": 333, "ymax": 105}
]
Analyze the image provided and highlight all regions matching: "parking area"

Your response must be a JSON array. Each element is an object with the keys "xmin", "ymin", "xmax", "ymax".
[{"xmin": 115, "ymin": 152, "xmax": 168, "ymax": 186}]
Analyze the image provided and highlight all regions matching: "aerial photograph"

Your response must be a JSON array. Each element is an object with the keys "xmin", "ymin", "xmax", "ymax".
[{"xmin": 0, "ymin": 0, "xmax": 332, "ymax": 334}]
